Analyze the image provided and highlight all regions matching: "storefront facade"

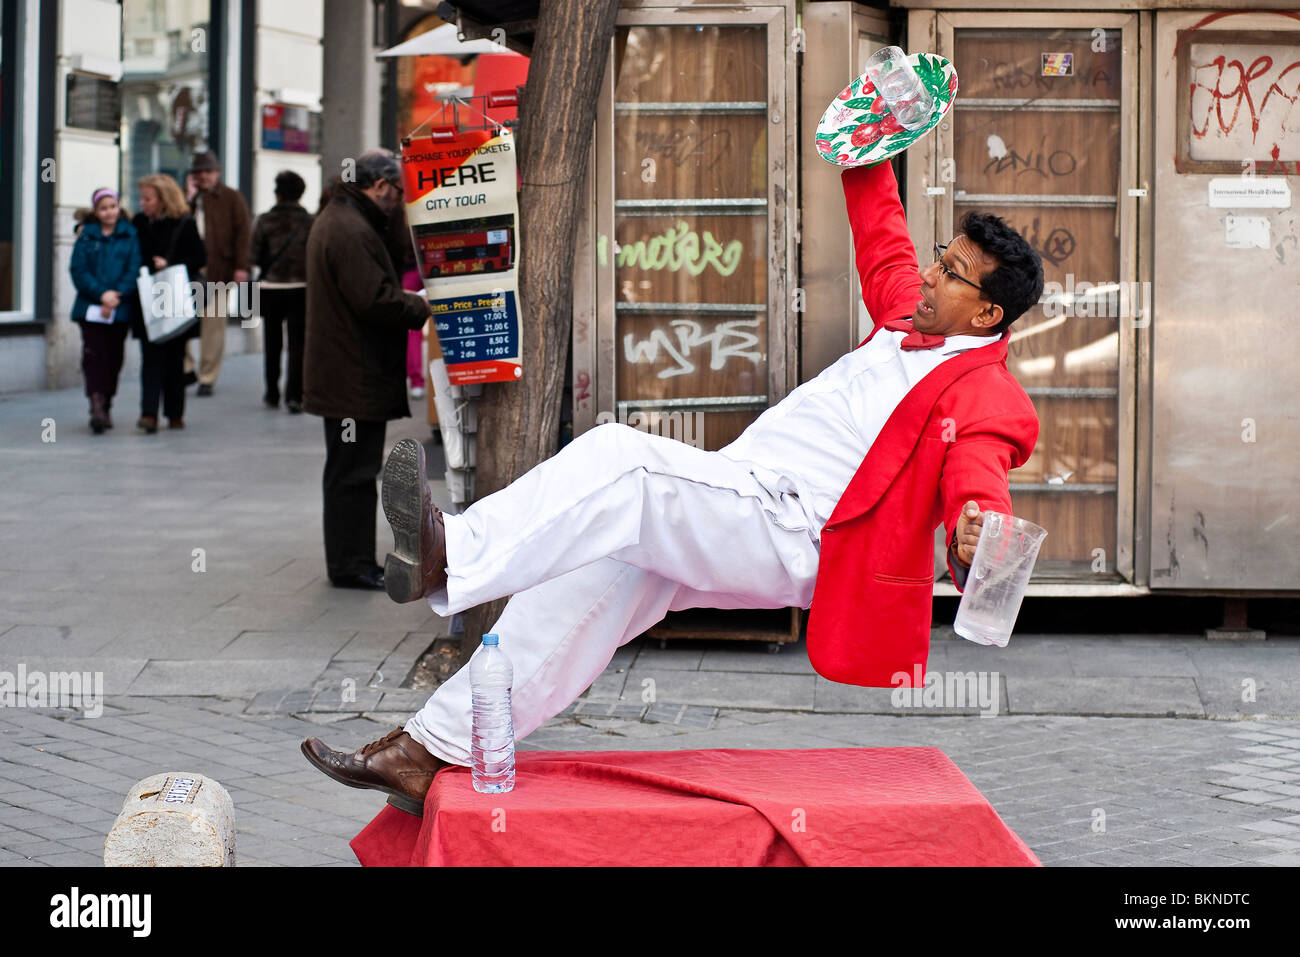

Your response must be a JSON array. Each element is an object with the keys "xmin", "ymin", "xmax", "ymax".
[{"xmin": 0, "ymin": 0, "xmax": 328, "ymax": 392}]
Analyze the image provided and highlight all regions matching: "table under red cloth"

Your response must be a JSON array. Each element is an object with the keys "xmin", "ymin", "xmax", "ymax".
[{"xmin": 350, "ymin": 747, "xmax": 1040, "ymax": 866}]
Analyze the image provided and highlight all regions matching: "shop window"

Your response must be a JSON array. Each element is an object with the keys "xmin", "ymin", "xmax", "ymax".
[
  {"xmin": 119, "ymin": 0, "xmax": 213, "ymax": 204},
  {"xmin": 0, "ymin": 0, "xmax": 17, "ymax": 312}
]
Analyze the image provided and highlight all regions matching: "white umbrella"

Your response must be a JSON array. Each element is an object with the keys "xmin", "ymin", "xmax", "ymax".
[{"xmin": 376, "ymin": 22, "xmax": 515, "ymax": 58}]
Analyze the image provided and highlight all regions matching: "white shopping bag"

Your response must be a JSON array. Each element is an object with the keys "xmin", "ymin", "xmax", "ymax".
[{"xmin": 137, "ymin": 264, "xmax": 198, "ymax": 342}]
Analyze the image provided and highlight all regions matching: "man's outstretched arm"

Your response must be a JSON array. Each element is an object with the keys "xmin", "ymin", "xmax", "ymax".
[
  {"xmin": 842, "ymin": 161, "xmax": 922, "ymax": 341},
  {"xmin": 939, "ymin": 410, "xmax": 1039, "ymax": 590}
]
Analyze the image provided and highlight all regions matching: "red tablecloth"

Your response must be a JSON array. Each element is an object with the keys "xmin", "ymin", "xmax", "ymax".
[{"xmin": 351, "ymin": 747, "xmax": 1040, "ymax": 866}]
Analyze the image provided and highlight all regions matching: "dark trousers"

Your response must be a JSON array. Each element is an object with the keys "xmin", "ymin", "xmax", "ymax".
[
  {"xmin": 79, "ymin": 320, "xmax": 129, "ymax": 401},
  {"xmin": 322, "ymin": 417, "xmax": 387, "ymax": 579},
  {"xmin": 261, "ymin": 287, "xmax": 306, "ymax": 403},
  {"xmin": 140, "ymin": 334, "xmax": 189, "ymax": 420}
]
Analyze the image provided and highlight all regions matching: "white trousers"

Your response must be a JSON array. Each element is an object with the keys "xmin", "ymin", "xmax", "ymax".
[{"xmin": 404, "ymin": 423, "xmax": 821, "ymax": 766}]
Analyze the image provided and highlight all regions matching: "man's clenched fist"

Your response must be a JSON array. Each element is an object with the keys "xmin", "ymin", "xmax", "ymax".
[{"xmin": 952, "ymin": 500, "xmax": 984, "ymax": 567}]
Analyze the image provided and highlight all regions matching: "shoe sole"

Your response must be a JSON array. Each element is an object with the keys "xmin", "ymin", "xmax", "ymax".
[
  {"xmin": 299, "ymin": 740, "xmax": 425, "ymax": 817},
  {"xmin": 381, "ymin": 439, "xmax": 426, "ymax": 604}
]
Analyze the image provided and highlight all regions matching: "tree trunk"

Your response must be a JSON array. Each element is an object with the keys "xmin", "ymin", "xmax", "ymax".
[{"xmin": 457, "ymin": 0, "xmax": 621, "ymax": 663}]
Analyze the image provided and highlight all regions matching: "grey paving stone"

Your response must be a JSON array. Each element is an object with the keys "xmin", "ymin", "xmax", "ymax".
[
  {"xmin": 620, "ymin": 668, "xmax": 815, "ymax": 711},
  {"xmin": 1239, "ymin": 820, "xmax": 1300, "ymax": 836},
  {"xmin": 125, "ymin": 658, "xmax": 332, "ymax": 696},
  {"xmin": 813, "ymin": 674, "xmax": 1007, "ymax": 716},
  {"xmin": 0, "ymin": 656, "xmax": 149, "ymax": 700},
  {"xmin": 30, "ymin": 849, "xmax": 103, "ymax": 866},
  {"xmin": 372, "ymin": 690, "xmax": 433, "ymax": 712},
  {"xmin": 1241, "ymin": 744, "xmax": 1296, "ymax": 756},
  {"xmin": 379, "ymin": 632, "xmax": 442, "ymax": 683},
  {"xmin": 1217, "ymin": 790, "xmax": 1285, "ymax": 805},
  {"xmin": 308, "ymin": 690, "xmax": 384, "ymax": 713},
  {"xmin": 1196, "ymin": 678, "xmax": 1300, "ymax": 718},
  {"xmin": 1213, "ymin": 774, "xmax": 1294, "ymax": 791},
  {"xmin": 643, "ymin": 703, "xmax": 717, "ymax": 728},
  {"xmin": 1255, "ymin": 851, "xmax": 1300, "ymax": 865},
  {"xmin": 217, "ymin": 630, "xmax": 358, "ymax": 660},
  {"xmin": 1239, "ymin": 755, "xmax": 1298, "ymax": 768},
  {"xmin": 581, "ymin": 671, "xmax": 628, "ymax": 702},
  {"xmin": 333, "ymin": 630, "xmax": 412, "ymax": 662},
  {"xmin": 696, "ymin": 644, "xmax": 818, "ymax": 675},
  {"xmin": 570, "ymin": 701, "xmax": 646, "ymax": 720},
  {"xmin": 1063, "ymin": 640, "xmax": 1199, "ymax": 677},
  {"xmin": 1187, "ymin": 641, "xmax": 1300, "ymax": 678},
  {"xmin": 630, "ymin": 646, "xmax": 704, "ymax": 671},
  {"xmin": 1005, "ymin": 677, "xmax": 1205, "ymax": 717},
  {"xmin": 92, "ymin": 627, "xmax": 243, "ymax": 660}
]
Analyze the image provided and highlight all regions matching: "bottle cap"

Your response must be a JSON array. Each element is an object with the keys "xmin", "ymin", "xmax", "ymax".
[{"xmin": 481, "ymin": 633, "xmax": 499, "ymax": 646}]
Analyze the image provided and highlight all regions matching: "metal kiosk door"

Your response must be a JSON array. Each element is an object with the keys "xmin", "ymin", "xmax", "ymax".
[
  {"xmin": 572, "ymin": 1, "xmax": 800, "ymax": 646},
  {"xmin": 1150, "ymin": 12, "xmax": 1300, "ymax": 592},
  {"xmin": 914, "ymin": 11, "xmax": 1142, "ymax": 590}
]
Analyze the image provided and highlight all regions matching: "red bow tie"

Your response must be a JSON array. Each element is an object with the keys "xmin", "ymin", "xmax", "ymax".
[{"xmin": 882, "ymin": 318, "xmax": 946, "ymax": 351}]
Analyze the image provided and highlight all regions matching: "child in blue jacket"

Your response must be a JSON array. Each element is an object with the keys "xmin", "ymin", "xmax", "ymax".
[{"xmin": 69, "ymin": 187, "xmax": 142, "ymax": 433}]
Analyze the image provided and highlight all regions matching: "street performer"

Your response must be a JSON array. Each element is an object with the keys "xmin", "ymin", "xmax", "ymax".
[{"xmin": 302, "ymin": 158, "xmax": 1044, "ymax": 816}]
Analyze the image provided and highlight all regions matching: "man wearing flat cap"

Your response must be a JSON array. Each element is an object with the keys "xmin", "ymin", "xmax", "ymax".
[
  {"xmin": 303, "ymin": 149, "xmax": 431, "ymax": 589},
  {"xmin": 186, "ymin": 150, "xmax": 251, "ymax": 396}
]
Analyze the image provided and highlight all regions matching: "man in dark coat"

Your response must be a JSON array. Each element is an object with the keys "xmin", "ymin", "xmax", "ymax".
[
  {"xmin": 250, "ymin": 169, "xmax": 313, "ymax": 412},
  {"xmin": 304, "ymin": 149, "xmax": 430, "ymax": 589},
  {"xmin": 186, "ymin": 150, "xmax": 251, "ymax": 395}
]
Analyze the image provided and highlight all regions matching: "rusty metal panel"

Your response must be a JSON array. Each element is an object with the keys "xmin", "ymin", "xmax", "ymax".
[{"xmin": 1150, "ymin": 11, "xmax": 1300, "ymax": 589}]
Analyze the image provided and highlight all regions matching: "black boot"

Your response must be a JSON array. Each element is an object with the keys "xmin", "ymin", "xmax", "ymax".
[{"xmin": 89, "ymin": 393, "xmax": 108, "ymax": 434}]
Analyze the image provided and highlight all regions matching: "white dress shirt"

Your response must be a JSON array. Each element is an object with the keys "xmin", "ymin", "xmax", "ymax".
[{"xmin": 720, "ymin": 328, "xmax": 1000, "ymax": 535}]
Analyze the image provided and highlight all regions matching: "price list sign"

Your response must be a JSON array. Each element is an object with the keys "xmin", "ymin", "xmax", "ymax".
[
  {"xmin": 430, "ymin": 290, "xmax": 522, "ymax": 381},
  {"xmin": 401, "ymin": 127, "xmax": 524, "ymax": 384}
]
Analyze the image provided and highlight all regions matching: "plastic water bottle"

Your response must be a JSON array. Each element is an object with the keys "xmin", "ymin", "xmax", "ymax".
[{"xmin": 469, "ymin": 633, "xmax": 515, "ymax": 793}]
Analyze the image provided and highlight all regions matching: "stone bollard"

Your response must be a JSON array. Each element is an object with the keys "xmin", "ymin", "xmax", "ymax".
[{"xmin": 104, "ymin": 772, "xmax": 236, "ymax": 867}]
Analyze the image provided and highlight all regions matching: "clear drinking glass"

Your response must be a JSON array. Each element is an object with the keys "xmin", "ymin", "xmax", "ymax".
[
  {"xmin": 864, "ymin": 46, "xmax": 935, "ymax": 131},
  {"xmin": 953, "ymin": 512, "xmax": 1047, "ymax": 648}
]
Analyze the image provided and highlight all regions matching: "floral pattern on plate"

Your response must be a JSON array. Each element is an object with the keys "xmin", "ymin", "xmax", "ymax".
[{"xmin": 815, "ymin": 54, "xmax": 958, "ymax": 167}]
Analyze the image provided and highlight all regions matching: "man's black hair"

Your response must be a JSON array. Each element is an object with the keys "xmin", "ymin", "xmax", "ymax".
[
  {"xmin": 960, "ymin": 211, "xmax": 1044, "ymax": 334},
  {"xmin": 274, "ymin": 170, "xmax": 307, "ymax": 203}
]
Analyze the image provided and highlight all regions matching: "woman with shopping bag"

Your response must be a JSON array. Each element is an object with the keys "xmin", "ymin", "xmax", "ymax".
[
  {"xmin": 132, "ymin": 174, "xmax": 206, "ymax": 432},
  {"xmin": 69, "ymin": 188, "xmax": 141, "ymax": 434}
]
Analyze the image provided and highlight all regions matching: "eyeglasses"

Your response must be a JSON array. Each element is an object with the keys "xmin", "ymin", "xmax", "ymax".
[{"xmin": 933, "ymin": 243, "xmax": 984, "ymax": 294}]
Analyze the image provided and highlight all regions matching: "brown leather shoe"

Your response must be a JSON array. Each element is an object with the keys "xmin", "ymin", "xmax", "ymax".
[
  {"xmin": 300, "ymin": 728, "xmax": 446, "ymax": 816},
  {"xmin": 381, "ymin": 438, "xmax": 447, "ymax": 603}
]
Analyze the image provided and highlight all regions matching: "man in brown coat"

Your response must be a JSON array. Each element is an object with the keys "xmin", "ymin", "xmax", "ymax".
[
  {"xmin": 187, "ymin": 150, "xmax": 251, "ymax": 396},
  {"xmin": 304, "ymin": 149, "xmax": 430, "ymax": 589}
]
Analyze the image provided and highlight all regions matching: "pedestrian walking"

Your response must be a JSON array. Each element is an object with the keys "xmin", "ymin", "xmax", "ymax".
[
  {"xmin": 250, "ymin": 170, "xmax": 312, "ymax": 413},
  {"xmin": 303, "ymin": 150, "xmax": 430, "ymax": 590},
  {"xmin": 185, "ymin": 150, "xmax": 251, "ymax": 396},
  {"xmin": 68, "ymin": 188, "xmax": 141, "ymax": 434},
  {"xmin": 132, "ymin": 174, "xmax": 206, "ymax": 432}
]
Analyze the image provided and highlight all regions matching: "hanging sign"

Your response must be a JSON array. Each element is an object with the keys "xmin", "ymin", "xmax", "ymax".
[{"xmin": 400, "ymin": 127, "xmax": 523, "ymax": 384}]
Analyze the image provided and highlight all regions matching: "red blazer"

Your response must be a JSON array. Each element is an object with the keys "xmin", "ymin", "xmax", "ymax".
[{"xmin": 805, "ymin": 162, "xmax": 1039, "ymax": 688}]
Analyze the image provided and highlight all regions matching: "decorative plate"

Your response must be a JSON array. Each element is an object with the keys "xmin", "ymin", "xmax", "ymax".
[{"xmin": 815, "ymin": 53, "xmax": 958, "ymax": 168}]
